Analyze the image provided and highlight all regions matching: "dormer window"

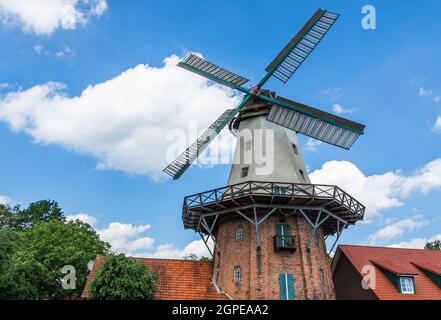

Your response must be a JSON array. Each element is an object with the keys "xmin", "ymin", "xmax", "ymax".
[{"xmin": 399, "ymin": 276, "xmax": 415, "ymax": 294}]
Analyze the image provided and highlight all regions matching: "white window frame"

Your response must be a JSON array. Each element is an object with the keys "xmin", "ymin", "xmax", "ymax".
[
  {"xmin": 233, "ymin": 266, "xmax": 242, "ymax": 284},
  {"xmin": 399, "ymin": 276, "xmax": 415, "ymax": 294},
  {"xmin": 235, "ymin": 226, "xmax": 244, "ymax": 242}
]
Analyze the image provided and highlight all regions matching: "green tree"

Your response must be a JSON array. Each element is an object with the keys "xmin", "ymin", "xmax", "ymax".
[
  {"xmin": 0, "ymin": 219, "xmax": 109, "ymax": 299},
  {"xmin": 425, "ymin": 240, "xmax": 441, "ymax": 250},
  {"xmin": 0, "ymin": 200, "xmax": 65, "ymax": 230},
  {"xmin": 16, "ymin": 200, "xmax": 64, "ymax": 229},
  {"xmin": 89, "ymin": 254, "xmax": 157, "ymax": 300},
  {"xmin": 0, "ymin": 229, "xmax": 23, "ymax": 299}
]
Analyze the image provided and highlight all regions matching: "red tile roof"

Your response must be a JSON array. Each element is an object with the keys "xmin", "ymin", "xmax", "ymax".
[
  {"xmin": 335, "ymin": 245, "xmax": 441, "ymax": 300},
  {"xmin": 370, "ymin": 259, "xmax": 417, "ymax": 275},
  {"xmin": 82, "ymin": 256, "xmax": 228, "ymax": 300}
]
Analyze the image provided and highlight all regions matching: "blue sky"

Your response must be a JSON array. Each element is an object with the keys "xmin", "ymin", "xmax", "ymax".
[{"xmin": 0, "ymin": 0, "xmax": 440, "ymax": 257}]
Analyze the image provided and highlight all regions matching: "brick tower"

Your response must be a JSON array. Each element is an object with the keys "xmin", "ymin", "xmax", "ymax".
[{"xmin": 164, "ymin": 9, "xmax": 366, "ymax": 300}]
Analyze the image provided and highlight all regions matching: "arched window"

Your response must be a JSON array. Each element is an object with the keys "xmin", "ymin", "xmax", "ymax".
[
  {"xmin": 235, "ymin": 226, "xmax": 244, "ymax": 242},
  {"xmin": 319, "ymin": 269, "xmax": 325, "ymax": 286},
  {"xmin": 233, "ymin": 266, "xmax": 242, "ymax": 284}
]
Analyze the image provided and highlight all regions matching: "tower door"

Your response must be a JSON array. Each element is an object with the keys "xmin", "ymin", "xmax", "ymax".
[{"xmin": 279, "ymin": 273, "xmax": 295, "ymax": 300}]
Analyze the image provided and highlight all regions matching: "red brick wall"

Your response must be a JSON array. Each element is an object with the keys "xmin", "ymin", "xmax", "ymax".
[{"xmin": 213, "ymin": 213, "xmax": 335, "ymax": 300}]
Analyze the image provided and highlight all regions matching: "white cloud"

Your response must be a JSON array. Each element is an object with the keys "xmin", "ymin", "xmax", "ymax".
[
  {"xmin": 368, "ymin": 216, "xmax": 428, "ymax": 244},
  {"xmin": 332, "ymin": 103, "xmax": 356, "ymax": 114},
  {"xmin": 0, "ymin": 54, "xmax": 240, "ymax": 180},
  {"xmin": 389, "ymin": 234, "xmax": 441, "ymax": 249},
  {"xmin": 66, "ymin": 212, "xmax": 97, "ymax": 226},
  {"xmin": 0, "ymin": 195, "xmax": 12, "ymax": 205},
  {"xmin": 144, "ymin": 238, "xmax": 213, "ymax": 259},
  {"xmin": 433, "ymin": 116, "xmax": 441, "ymax": 132},
  {"xmin": 74, "ymin": 212, "xmax": 213, "ymax": 259},
  {"xmin": 97, "ymin": 222, "xmax": 153, "ymax": 254},
  {"xmin": 418, "ymin": 86, "xmax": 432, "ymax": 97},
  {"xmin": 33, "ymin": 44, "xmax": 75, "ymax": 58},
  {"xmin": 435, "ymin": 96, "xmax": 441, "ymax": 103},
  {"xmin": 310, "ymin": 159, "xmax": 441, "ymax": 218},
  {"xmin": 0, "ymin": 0, "xmax": 108, "ymax": 35},
  {"xmin": 305, "ymin": 138, "xmax": 322, "ymax": 152}
]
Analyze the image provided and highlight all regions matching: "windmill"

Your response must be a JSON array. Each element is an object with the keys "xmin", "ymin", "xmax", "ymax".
[
  {"xmin": 162, "ymin": 9, "xmax": 366, "ymax": 300},
  {"xmin": 163, "ymin": 8, "xmax": 365, "ymax": 181}
]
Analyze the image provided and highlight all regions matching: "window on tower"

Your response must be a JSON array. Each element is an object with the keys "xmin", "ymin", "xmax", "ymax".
[
  {"xmin": 299, "ymin": 169, "xmax": 306, "ymax": 181},
  {"xmin": 292, "ymin": 143, "xmax": 298, "ymax": 155},
  {"xmin": 319, "ymin": 269, "xmax": 325, "ymax": 286},
  {"xmin": 241, "ymin": 167, "xmax": 249, "ymax": 178},
  {"xmin": 233, "ymin": 266, "xmax": 242, "ymax": 284},
  {"xmin": 235, "ymin": 226, "xmax": 244, "ymax": 242}
]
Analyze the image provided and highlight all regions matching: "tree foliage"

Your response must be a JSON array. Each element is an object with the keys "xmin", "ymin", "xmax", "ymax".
[
  {"xmin": 0, "ymin": 200, "xmax": 109, "ymax": 299},
  {"xmin": 89, "ymin": 254, "xmax": 157, "ymax": 300},
  {"xmin": 425, "ymin": 240, "xmax": 441, "ymax": 250},
  {"xmin": 0, "ymin": 200, "xmax": 64, "ymax": 230}
]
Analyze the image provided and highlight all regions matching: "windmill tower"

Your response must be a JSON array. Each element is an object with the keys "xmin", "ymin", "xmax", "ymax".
[{"xmin": 164, "ymin": 9, "xmax": 365, "ymax": 300}]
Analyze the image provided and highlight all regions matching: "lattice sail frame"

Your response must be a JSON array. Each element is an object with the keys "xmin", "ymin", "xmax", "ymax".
[{"xmin": 265, "ymin": 9, "xmax": 339, "ymax": 83}]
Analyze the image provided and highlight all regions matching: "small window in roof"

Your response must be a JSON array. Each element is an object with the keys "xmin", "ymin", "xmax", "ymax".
[
  {"xmin": 399, "ymin": 276, "xmax": 415, "ymax": 294},
  {"xmin": 241, "ymin": 167, "xmax": 249, "ymax": 178}
]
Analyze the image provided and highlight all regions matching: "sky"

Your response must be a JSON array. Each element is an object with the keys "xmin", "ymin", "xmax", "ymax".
[{"xmin": 0, "ymin": 0, "xmax": 441, "ymax": 258}]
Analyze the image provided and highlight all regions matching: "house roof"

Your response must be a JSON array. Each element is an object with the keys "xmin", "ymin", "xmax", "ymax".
[
  {"xmin": 82, "ymin": 256, "xmax": 228, "ymax": 300},
  {"xmin": 332, "ymin": 244, "xmax": 441, "ymax": 300}
]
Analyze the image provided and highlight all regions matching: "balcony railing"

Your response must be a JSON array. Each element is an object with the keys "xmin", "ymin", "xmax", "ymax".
[{"xmin": 274, "ymin": 235, "xmax": 297, "ymax": 251}]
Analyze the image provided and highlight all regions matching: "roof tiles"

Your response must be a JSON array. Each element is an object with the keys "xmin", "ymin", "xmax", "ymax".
[
  {"xmin": 337, "ymin": 245, "xmax": 441, "ymax": 300},
  {"xmin": 82, "ymin": 256, "xmax": 228, "ymax": 300}
]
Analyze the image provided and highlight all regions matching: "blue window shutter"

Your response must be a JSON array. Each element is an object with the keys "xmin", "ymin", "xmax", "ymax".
[
  {"xmin": 279, "ymin": 273, "xmax": 287, "ymax": 300},
  {"xmin": 287, "ymin": 274, "xmax": 295, "ymax": 300},
  {"xmin": 282, "ymin": 225, "xmax": 290, "ymax": 236}
]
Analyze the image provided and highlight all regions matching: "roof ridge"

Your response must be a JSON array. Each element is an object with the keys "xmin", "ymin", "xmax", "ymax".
[
  {"xmin": 339, "ymin": 244, "xmax": 440, "ymax": 252},
  {"xmin": 131, "ymin": 257, "xmax": 213, "ymax": 263}
]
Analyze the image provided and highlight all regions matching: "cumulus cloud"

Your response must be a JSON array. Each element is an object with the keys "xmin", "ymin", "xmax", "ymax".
[
  {"xmin": 309, "ymin": 159, "xmax": 441, "ymax": 218},
  {"xmin": 66, "ymin": 212, "xmax": 97, "ymax": 226},
  {"xmin": 0, "ymin": 0, "xmax": 108, "ymax": 35},
  {"xmin": 389, "ymin": 234, "xmax": 441, "ymax": 249},
  {"xmin": 74, "ymin": 213, "xmax": 212, "ymax": 259},
  {"xmin": 144, "ymin": 239, "xmax": 213, "ymax": 259},
  {"xmin": 0, "ymin": 195, "xmax": 12, "ymax": 205},
  {"xmin": 332, "ymin": 103, "xmax": 356, "ymax": 114},
  {"xmin": 368, "ymin": 216, "xmax": 428, "ymax": 244},
  {"xmin": 0, "ymin": 54, "xmax": 240, "ymax": 180},
  {"xmin": 97, "ymin": 222, "xmax": 153, "ymax": 254}
]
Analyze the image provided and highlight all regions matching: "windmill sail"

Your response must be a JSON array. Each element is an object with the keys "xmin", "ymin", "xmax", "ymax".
[
  {"xmin": 266, "ymin": 96, "xmax": 364, "ymax": 149},
  {"xmin": 163, "ymin": 109, "xmax": 233, "ymax": 180},
  {"xmin": 265, "ymin": 9, "xmax": 339, "ymax": 83},
  {"xmin": 178, "ymin": 53, "xmax": 249, "ymax": 90}
]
